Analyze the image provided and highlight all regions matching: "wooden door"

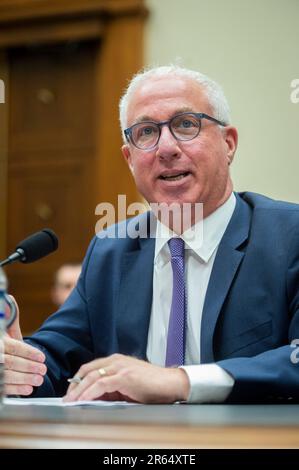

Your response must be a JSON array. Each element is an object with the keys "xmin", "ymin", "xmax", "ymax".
[
  {"xmin": 7, "ymin": 41, "xmax": 97, "ymax": 333},
  {"xmin": 0, "ymin": 1, "xmax": 146, "ymax": 334}
]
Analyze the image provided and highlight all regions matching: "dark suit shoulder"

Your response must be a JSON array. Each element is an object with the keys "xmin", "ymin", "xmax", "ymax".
[
  {"xmin": 236, "ymin": 192, "xmax": 299, "ymax": 254},
  {"xmin": 238, "ymin": 191, "xmax": 299, "ymax": 213}
]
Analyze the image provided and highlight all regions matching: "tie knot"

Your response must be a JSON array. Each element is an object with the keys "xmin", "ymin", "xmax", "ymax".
[{"xmin": 168, "ymin": 237, "xmax": 184, "ymax": 259}]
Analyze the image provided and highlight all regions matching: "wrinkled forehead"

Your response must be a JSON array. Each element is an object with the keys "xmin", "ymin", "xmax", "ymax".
[{"xmin": 127, "ymin": 75, "xmax": 212, "ymax": 125}]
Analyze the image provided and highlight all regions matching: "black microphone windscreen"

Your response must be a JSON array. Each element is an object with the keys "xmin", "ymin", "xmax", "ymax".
[{"xmin": 16, "ymin": 229, "xmax": 59, "ymax": 263}]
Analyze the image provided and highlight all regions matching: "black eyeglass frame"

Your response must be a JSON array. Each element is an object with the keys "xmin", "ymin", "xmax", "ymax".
[{"xmin": 124, "ymin": 112, "xmax": 227, "ymax": 150}]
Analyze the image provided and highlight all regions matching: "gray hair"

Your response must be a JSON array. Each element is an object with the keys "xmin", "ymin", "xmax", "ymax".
[{"xmin": 119, "ymin": 65, "xmax": 231, "ymax": 138}]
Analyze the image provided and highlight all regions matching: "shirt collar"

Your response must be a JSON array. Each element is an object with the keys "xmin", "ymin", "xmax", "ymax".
[{"xmin": 154, "ymin": 193, "xmax": 236, "ymax": 265}]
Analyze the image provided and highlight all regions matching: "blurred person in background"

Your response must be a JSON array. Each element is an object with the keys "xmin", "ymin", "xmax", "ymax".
[{"xmin": 51, "ymin": 264, "xmax": 81, "ymax": 307}]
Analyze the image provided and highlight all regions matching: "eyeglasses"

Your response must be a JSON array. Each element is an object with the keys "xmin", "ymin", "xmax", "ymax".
[{"xmin": 124, "ymin": 112, "xmax": 226, "ymax": 150}]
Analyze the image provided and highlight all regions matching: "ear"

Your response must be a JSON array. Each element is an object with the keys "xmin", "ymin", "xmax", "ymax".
[
  {"xmin": 223, "ymin": 126, "xmax": 238, "ymax": 165},
  {"xmin": 122, "ymin": 144, "xmax": 134, "ymax": 174}
]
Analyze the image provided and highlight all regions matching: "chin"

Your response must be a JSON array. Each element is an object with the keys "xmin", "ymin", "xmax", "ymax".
[{"xmin": 152, "ymin": 197, "xmax": 196, "ymax": 207}]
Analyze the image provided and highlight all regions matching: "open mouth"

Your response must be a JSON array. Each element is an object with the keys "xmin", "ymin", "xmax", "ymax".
[{"xmin": 159, "ymin": 172, "xmax": 190, "ymax": 182}]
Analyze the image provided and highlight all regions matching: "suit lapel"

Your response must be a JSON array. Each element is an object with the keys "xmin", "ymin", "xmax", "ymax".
[
  {"xmin": 200, "ymin": 195, "xmax": 252, "ymax": 363},
  {"xmin": 116, "ymin": 213, "xmax": 155, "ymax": 359}
]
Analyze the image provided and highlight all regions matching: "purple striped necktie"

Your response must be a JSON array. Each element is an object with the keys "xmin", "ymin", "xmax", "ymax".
[{"xmin": 165, "ymin": 237, "xmax": 186, "ymax": 367}]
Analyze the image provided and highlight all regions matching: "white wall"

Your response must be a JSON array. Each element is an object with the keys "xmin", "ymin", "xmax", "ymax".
[{"xmin": 145, "ymin": 0, "xmax": 299, "ymax": 203}]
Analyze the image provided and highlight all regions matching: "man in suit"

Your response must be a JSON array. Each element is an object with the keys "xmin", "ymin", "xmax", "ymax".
[{"xmin": 4, "ymin": 65, "xmax": 299, "ymax": 403}]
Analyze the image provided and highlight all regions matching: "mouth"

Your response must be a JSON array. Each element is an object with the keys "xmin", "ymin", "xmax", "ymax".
[{"xmin": 159, "ymin": 171, "xmax": 191, "ymax": 182}]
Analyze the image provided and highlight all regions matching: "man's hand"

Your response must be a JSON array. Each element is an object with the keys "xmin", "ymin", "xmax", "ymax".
[
  {"xmin": 4, "ymin": 296, "xmax": 47, "ymax": 396},
  {"xmin": 63, "ymin": 354, "xmax": 190, "ymax": 404}
]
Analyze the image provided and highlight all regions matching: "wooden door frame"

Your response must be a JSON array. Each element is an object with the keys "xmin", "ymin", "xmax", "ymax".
[{"xmin": 0, "ymin": 0, "xmax": 147, "ymax": 256}]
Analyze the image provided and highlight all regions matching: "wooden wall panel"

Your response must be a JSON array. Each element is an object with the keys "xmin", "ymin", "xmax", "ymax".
[
  {"xmin": 8, "ymin": 42, "xmax": 96, "ymax": 156},
  {"xmin": 7, "ymin": 161, "xmax": 94, "ymax": 332},
  {"xmin": 0, "ymin": 0, "xmax": 146, "ymax": 22},
  {"xmin": 93, "ymin": 13, "xmax": 144, "ymax": 210}
]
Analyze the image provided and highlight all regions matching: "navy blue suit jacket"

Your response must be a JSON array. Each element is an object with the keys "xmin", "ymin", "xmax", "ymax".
[{"xmin": 27, "ymin": 192, "xmax": 299, "ymax": 402}]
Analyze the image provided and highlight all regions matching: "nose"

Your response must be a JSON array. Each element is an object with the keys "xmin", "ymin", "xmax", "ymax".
[{"xmin": 155, "ymin": 125, "xmax": 181, "ymax": 161}]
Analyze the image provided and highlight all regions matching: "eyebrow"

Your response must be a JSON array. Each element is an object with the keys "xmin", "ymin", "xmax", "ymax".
[{"xmin": 133, "ymin": 107, "xmax": 196, "ymax": 125}]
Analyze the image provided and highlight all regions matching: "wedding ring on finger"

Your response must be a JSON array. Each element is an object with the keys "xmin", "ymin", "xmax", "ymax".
[{"xmin": 98, "ymin": 367, "xmax": 107, "ymax": 378}]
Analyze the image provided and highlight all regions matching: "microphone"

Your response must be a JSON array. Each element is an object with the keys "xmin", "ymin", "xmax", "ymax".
[{"xmin": 0, "ymin": 229, "xmax": 59, "ymax": 267}]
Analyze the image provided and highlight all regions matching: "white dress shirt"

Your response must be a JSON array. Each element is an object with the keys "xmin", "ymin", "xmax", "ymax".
[{"xmin": 146, "ymin": 193, "xmax": 236, "ymax": 403}]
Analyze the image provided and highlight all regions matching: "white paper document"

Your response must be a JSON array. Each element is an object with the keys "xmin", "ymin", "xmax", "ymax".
[{"xmin": 4, "ymin": 397, "xmax": 138, "ymax": 407}]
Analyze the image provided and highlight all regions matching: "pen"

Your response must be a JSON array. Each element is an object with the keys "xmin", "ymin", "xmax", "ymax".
[{"xmin": 67, "ymin": 375, "xmax": 82, "ymax": 384}]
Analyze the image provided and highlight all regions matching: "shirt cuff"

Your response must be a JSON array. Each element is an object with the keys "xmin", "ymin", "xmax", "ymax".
[{"xmin": 180, "ymin": 364, "xmax": 235, "ymax": 403}]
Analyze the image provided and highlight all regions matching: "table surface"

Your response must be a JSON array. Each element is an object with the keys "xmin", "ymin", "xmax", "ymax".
[{"xmin": 1, "ymin": 403, "xmax": 299, "ymax": 449}]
